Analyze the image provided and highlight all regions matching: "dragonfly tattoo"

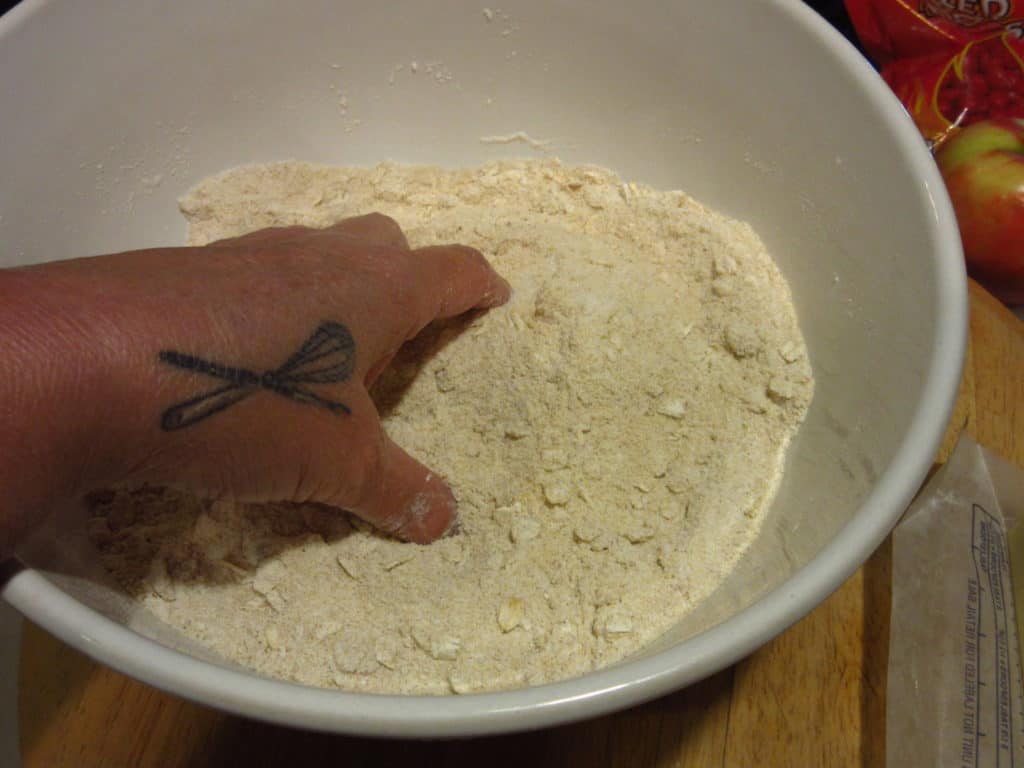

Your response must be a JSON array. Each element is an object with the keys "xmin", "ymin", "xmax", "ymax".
[{"xmin": 158, "ymin": 322, "xmax": 356, "ymax": 431}]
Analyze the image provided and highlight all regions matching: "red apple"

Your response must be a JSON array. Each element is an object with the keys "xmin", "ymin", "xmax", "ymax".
[{"xmin": 935, "ymin": 118, "xmax": 1024, "ymax": 305}]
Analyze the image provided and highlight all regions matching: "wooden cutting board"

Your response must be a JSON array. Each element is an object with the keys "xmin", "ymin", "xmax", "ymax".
[{"xmin": 16, "ymin": 280, "xmax": 1024, "ymax": 767}]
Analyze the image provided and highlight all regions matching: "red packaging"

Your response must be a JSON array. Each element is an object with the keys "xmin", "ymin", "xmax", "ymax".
[{"xmin": 846, "ymin": 0, "xmax": 1024, "ymax": 146}]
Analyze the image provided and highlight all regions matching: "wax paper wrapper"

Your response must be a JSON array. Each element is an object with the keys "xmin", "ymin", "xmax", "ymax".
[{"xmin": 889, "ymin": 435, "xmax": 1024, "ymax": 767}]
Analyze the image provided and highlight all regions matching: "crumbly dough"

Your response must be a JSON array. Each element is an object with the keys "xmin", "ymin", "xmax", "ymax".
[{"xmin": 89, "ymin": 159, "xmax": 813, "ymax": 694}]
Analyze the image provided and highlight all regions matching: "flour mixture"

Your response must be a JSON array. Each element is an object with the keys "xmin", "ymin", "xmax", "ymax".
[{"xmin": 89, "ymin": 159, "xmax": 813, "ymax": 694}]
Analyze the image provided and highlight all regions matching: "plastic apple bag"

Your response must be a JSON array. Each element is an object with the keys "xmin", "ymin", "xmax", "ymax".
[
  {"xmin": 888, "ymin": 435, "xmax": 1024, "ymax": 766},
  {"xmin": 846, "ymin": 0, "xmax": 1024, "ymax": 148},
  {"xmin": 845, "ymin": 2, "xmax": 1024, "ymax": 306}
]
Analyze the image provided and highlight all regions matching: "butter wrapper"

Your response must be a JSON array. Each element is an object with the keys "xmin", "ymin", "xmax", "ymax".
[{"xmin": 889, "ymin": 436, "xmax": 1024, "ymax": 767}]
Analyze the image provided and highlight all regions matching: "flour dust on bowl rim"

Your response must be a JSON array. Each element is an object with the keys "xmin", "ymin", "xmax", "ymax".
[{"xmin": 0, "ymin": 0, "xmax": 966, "ymax": 736}]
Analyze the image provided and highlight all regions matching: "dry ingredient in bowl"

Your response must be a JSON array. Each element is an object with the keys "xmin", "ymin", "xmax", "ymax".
[{"xmin": 89, "ymin": 159, "xmax": 813, "ymax": 695}]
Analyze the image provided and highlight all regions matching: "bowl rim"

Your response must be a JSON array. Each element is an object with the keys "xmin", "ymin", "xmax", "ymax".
[{"xmin": 0, "ymin": 0, "xmax": 967, "ymax": 738}]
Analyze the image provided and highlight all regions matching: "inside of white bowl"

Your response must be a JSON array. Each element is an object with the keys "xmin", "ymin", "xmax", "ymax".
[{"xmin": 3, "ymin": 0, "xmax": 957, "ymax": 692}]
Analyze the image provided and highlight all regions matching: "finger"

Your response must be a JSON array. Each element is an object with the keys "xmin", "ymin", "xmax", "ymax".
[
  {"xmin": 325, "ymin": 213, "xmax": 409, "ymax": 250},
  {"xmin": 352, "ymin": 434, "xmax": 457, "ymax": 544},
  {"xmin": 409, "ymin": 244, "xmax": 512, "ymax": 324},
  {"xmin": 209, "ymin": 225, "xmax": 312, "ymax": 247},
  {"xmin": 364, "ymin": 350, "xmax": 397, "ymax": 389},
  {"xmin": 135, "ymin": 382, "xmax": 455, "ymax": 544},
  {"xmin": 210, "ymin": 214, "xmax": 409, "ymax": 250}
]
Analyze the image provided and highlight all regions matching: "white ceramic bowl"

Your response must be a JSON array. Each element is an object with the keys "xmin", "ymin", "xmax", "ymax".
[{"xmin": 0, "ymin": 0, "xmax": 965, "ymax": 736}]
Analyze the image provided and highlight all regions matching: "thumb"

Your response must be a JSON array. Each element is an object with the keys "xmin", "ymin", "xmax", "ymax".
[{"xmin": 349, "ymin": 433, "xmax": 458, "ymax": 544}]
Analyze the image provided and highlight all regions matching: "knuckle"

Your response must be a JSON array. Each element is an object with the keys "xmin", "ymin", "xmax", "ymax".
[
  {"xmin": 333, "ymin": 212, "xmax": 408, "ymax": 249},
  {"xmin": 364, "ymin": 211, "xmax": 402, "ymax": 233},
  {"xmin": 345, "ymin": 428, "xmax": 389, "ymax": 513},
  {"xmin": 253, "ymin": 225, "xmax": 310, "ymax": 244},
  {"xmin": 289, "ymin": 455, "xmax": 321, "ymax": 504},
  {"xmin": 382, "ymin": 250, "xmax": 422, "ymax": 305},
  {"xmin": 271, "ymin": 224, "xmax": 310, "ymax": 237},
  {"xmin": 455, "ymin": 243, "xmax": 486, "ymax": 262},
  {"xmin": 449, "ymin": 244, "xmax": 491, "ymax": 281}
]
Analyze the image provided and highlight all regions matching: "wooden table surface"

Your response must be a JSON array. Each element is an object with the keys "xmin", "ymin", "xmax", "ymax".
[{"xmin": 16, "ymin": 280, "xmax": 1024, "ymax": 767}]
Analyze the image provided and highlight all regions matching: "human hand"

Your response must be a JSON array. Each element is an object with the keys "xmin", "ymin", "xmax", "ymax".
[{"xmin": 0, "ymin": 214, "xmax": 510, "ymax": 551}]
